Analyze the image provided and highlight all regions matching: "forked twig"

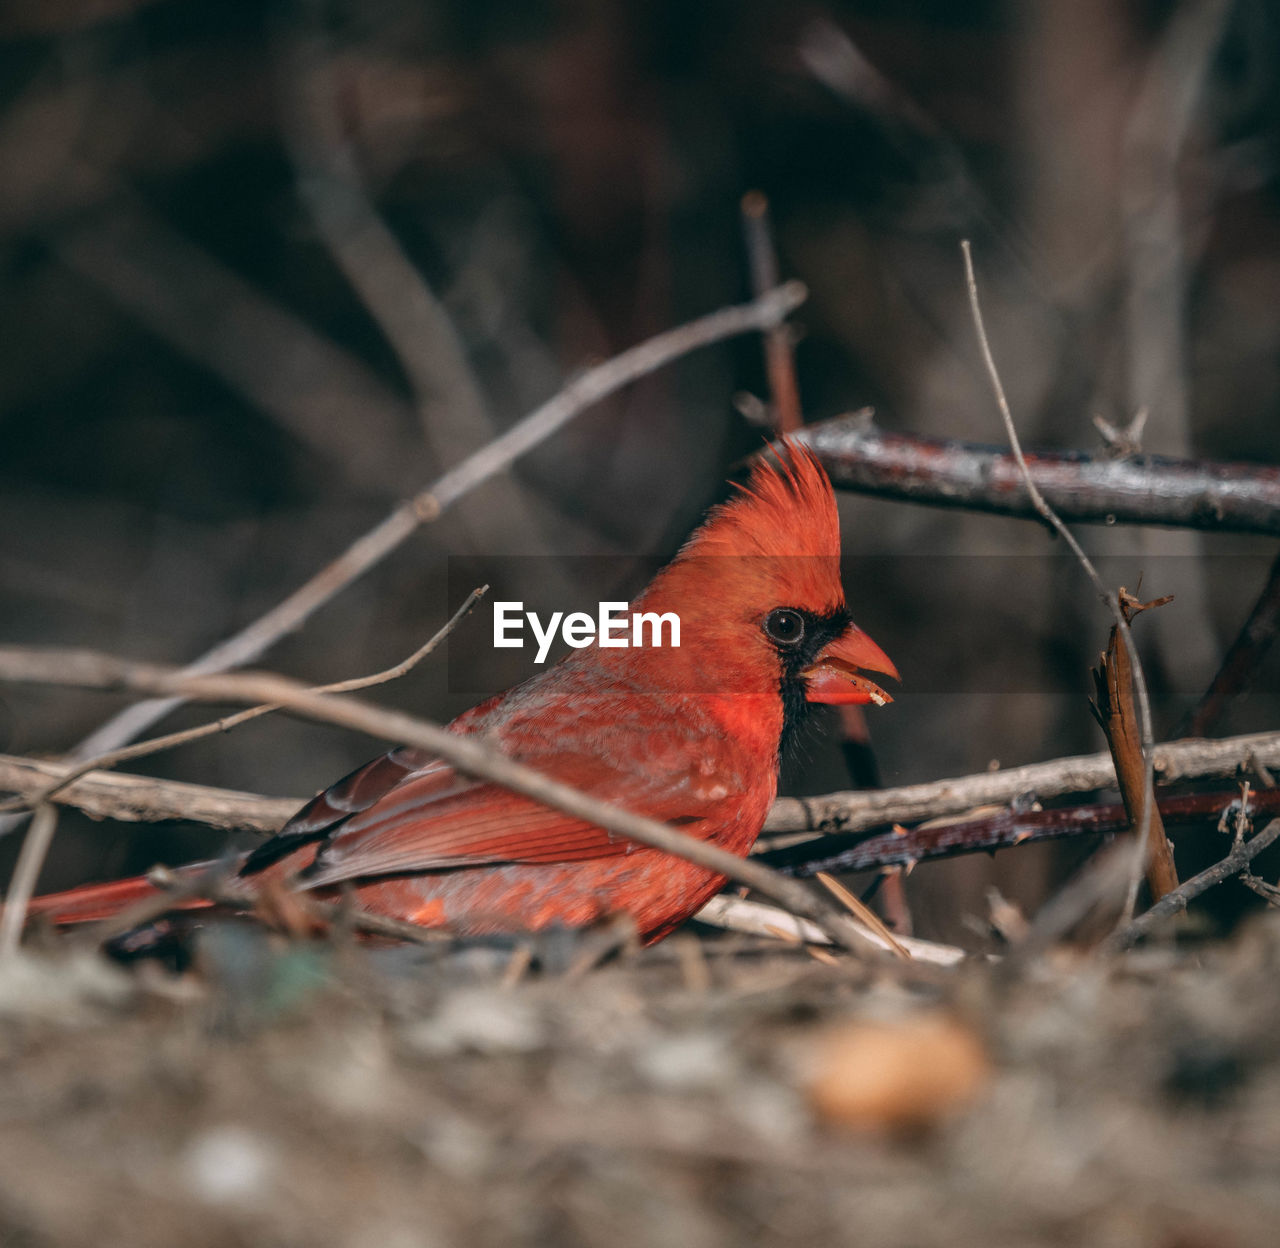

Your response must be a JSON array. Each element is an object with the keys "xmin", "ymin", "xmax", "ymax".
[{"xmin": 1106, "ymin": 819, "xmax": 1280, "ymax": 951}]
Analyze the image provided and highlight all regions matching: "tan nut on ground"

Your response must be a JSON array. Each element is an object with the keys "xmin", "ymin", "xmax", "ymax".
[{"xmin": 805, "ymin": 1012, "xmax": 989, "ymax": 1132}]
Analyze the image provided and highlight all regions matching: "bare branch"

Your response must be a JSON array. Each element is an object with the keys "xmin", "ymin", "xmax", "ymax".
[
  {"xmin": 799, "ymin": 414, "xmax": 1280, "ymax": 536},
  {"xmin": 0, "ymin": 756, "xmax": 297, "ymax": 833},
  {"xmin": 278, "ymin": 3, "xmax": 492, "ymax": 443},
  {"xmin": 1106, "ymin": 819, "xmax": 1280, "ymax": 952},
  {"xmin": 765, "ymin": 788, "xmax": 1280, "ymax": 878}
]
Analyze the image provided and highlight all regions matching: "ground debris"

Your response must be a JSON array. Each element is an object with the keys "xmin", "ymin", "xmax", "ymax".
[{"xmin": 2, "ymin": 919, "xmax": 1280, "ymax": 1247}]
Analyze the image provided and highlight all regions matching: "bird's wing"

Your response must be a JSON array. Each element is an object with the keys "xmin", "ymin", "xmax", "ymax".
[{"xmin": 244, "ymin": 741, "xmax": 729, "ymax": 889}]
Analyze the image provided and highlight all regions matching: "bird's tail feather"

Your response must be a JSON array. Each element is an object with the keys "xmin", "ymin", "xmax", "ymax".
[{"xmin": 24, "ymin": 865, "xmax": 219, "ymax": 926}]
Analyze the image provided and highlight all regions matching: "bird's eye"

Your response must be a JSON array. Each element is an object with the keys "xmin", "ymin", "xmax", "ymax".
[{"xmin": 763, "ymin": 608, "xmax": 806, "ymax": 645}]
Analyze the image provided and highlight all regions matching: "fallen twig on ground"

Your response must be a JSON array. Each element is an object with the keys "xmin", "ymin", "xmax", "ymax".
[
  {"xmin": 693, "ymin": 895, "xmax": 967, "ymax": 966},
  {"xmin": 766, "ymin": 736, "xmax": 1280, "ymax": 839},
  {"xmin": 800, "ymin": 413, "xmax": 1280, "ymax": 535},
  {"xmin": 0, "ymin": 756, "xmax": 297, "ymax": 832}
]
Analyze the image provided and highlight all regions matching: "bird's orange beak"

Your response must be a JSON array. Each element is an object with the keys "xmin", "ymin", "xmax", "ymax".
[{"xmin": 802, "ymin": 624, "xmax": 899, "ymax": 707}]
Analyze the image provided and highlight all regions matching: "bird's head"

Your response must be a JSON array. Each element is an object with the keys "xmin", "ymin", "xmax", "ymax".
[{"xmin": 632, "ymin": 442, "xmax": 898, "ymax": 721}]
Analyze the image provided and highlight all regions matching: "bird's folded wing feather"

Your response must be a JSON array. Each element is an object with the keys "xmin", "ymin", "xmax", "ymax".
[{"xmin": 247, "ymin": 742, "xmax": 726, "ymax": 889}]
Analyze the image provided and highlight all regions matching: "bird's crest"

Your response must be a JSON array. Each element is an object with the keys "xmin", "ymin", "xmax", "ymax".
[{"xmin": 679, "ymin": 439, "xmax": 840, "ymax": 561}]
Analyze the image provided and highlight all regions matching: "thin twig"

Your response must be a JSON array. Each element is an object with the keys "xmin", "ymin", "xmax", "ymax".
[
  {"xmin": 800, "ymin": 413, "xmax": 1280, "ymax": 535},
  {"xmin": 0, "ymin": 805, "xmax": 59, "ymax": 959},
  {"xmin": 40, "ymin": 282, "xmax": 806, "ymax": 778},
  {"xmin": 0, "ymin": 586, "xmax": 487, "ymax": 816},
  {"xmin": 0, "ymin": 644, "xmax": 883, "ymax": 957},
  {"xmin": 1184, "ymin": 550, "xmax": 1280, "ymax": 737},
  {"xmin": 814, "ymin": 871, "xmax": 908, "ymax": 958},
  {"xmin": 693, "ymin": 895, "xmax": 967, "ymax": 966},
  {"xmin": 741, "ymin": 192, "xmax": 803, "ymax": 434},
  {"xmin": 1106, "ymin": 819, "xmax": 1280, "ymax": 952},
  {"xmin": 961, "ymin": 239, "xmax": 1158, "ymax": 939}
]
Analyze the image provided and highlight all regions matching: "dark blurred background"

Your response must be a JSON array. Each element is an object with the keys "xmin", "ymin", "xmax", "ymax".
[{"xmin": 2, "ymin": 0, "xmax": 1278, "ymax": 941}]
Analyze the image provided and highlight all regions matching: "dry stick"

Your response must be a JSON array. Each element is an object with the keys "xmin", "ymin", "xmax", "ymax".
[
  {"xmin": 693, "ymin": 895, "xmax": 967, "ymax": 967},
  {"xmin": 0, "ymin": 591, "xmax": 483, "ymax": 824},
  {"xmin": 0, "ymin": 646, "xmax": 883, "ymax": 957},
  {"xmin": 961, "ymin": 240, "xmax": 1158, "ymax": 940},
  {"xmin": 0, "ymin": 805, "xmax": 59, "ymax": 959},
  {"xmin": 42, "ymin": 282, "xmax": 805, "ymax": 776},
  {"xmin": 0, "ymin": 586, "xmax": 488, "ymax": 817},
  {"xmin": 814, "ymin": 871, "xmax": 908, "ymax": 958},
  {"xmin": 800, "ymin": 413, "xmax": 1280, "ymax": 535},
  {"xmin": 1106, "ymin": 819, "xmax": 1280, "ymax": 952},
  {"xmin": 0, "ymin": 757, "xmax": 297, "ymax": 833},
  {"xmin": 1092, "ymin": 598, "xmax": 1179, "ymax": 901},
  {"xmin": 1185, "ymin": 550, "xmax": 1280, "ymax": 737},
  {"xmin": 6, "ymin": 729, "xmax": 1279, "ymax": 842}
]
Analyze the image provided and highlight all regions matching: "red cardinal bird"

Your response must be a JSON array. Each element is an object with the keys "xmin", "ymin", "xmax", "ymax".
[{"xmin": 29, "ymin": 446, "xmax": 896, "ymax": 945}]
